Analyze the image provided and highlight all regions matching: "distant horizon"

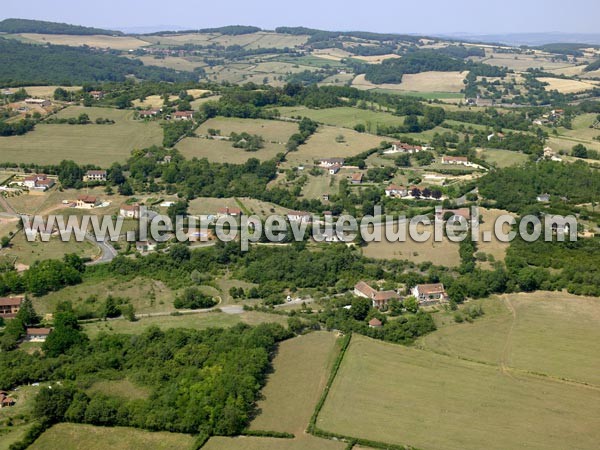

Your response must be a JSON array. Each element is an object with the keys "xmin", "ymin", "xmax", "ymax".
[
  {"xmin": 3, "ymin": 16, "xmax": 600, "ymax": 46},
  {"xmin": 1, "ymin": 0, "xmax": 599, "ymax": 36}
]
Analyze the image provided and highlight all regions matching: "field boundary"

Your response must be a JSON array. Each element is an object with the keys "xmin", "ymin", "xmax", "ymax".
[{"xmin": 308, "ymin": 333, "xmax": 420, "ymax": 450}]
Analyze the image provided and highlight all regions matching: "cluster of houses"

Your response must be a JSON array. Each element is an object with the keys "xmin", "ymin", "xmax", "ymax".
[
  {"xmin": 353, "ymin": 281, "xmax": 449, "ymax": 316},
  {"xmin": 533, "ymin": 109, "xmax": 564, "ymax": 126}
]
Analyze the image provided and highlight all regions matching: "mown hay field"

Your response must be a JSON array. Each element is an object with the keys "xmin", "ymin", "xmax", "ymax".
[
  {"xmin": 538, "ymin": 77, "xmax": 598, "ymax": 94},
  {"xmin": 16, "ymin": 33, "xmax": 150, "ymax": 50},
  {"xmin": 28, "ymin": 424, "xmax": 194, "ymax": 450},
  {"xmin": 0, "ymin": 106, "xmax": 162, "ymax": 165},
  {"xmin": 276, "ymin": 106, "xmax": 405, "ymax": 129},
  {"xmin": 419, "ymin": 291, "xmax": 600, "ymax": 386},
  {"xmin": 317, "ymin": 333, "xmax": 600, "ymax": 450}
]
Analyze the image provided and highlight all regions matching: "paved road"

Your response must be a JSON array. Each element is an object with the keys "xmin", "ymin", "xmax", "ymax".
[{"xmin": 85, "ymin": 234, "xmax": 118, "ymax": 265}]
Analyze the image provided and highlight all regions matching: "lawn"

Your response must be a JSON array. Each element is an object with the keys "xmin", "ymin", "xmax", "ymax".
[
  {"xmin": 418, "ymin": 291, "xmax": 600, "ymax": 386},
  {"xmin": 352, "ymin": 72, "xmax": 467, "ymax": 94},
  {"xmin": 317, "ymin": 334, "xmax": 600, "ymax": 450},
  {"xmin": 276, "ymin": 106, "xmax": 405, "ymax": 130},
  {"xmin": 0, "ymin": 106, "xmax": 162, "ymax": 166},
  {"xmin": 300, "ymin": 172, "xmax": 341, "ymax": 200},
  {"xmin": 28, "ymin": 424, "xmax": 194, "ymax": 450},
  {"xmin": 83, "ymin": 311, "xmax": 288, "ymax": 338},
  {"xmin": 285, "ymin": 126, "xmax": 383, "ymax": 167}
]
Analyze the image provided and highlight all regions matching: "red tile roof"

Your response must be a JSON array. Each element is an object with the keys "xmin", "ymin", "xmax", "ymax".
[{"xmin": 0, "ymin": 296, "xmax": 24, "ymax": 307}]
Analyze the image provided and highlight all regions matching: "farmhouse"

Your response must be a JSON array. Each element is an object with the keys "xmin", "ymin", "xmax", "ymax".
[
  {"xmin": 385, "ymin": 142, "xmax": 422, "ymax": 154},
  {"xmin": 368, "ymin": 318, "xmax": 383, "ymax": 328},
  {"xmin": 318, "ymin": 157, "xmax": 345, "ymax": 168},
  {"xmin": 24, "ymin": 98, "xmax": 51, "ymax": 107},
  {"xmin": 287, "ymin": 210, "xmax": 311, "ymax": 223},
  {"xmin": 83, "ymin": 170, "xmax": 107, "ymax": 182},
  {"xmin": 173, "ymin": 111, "xmax": 195, "ymax": 121},
  {"xmin": 354, "ymin": 281, "xmax": 400, "ymax": 309},
  {"xmin": 329, "ymin": 164, "xmax": 342, "ymax": 175},
  {"xmin": 385, "ymin": 184, "xmax": 408, "ymax": 198},
  {"xmin": 24, "ymin": 327, "xmax": 52, "ymax": 343},
  {"xmin": 411, "ymin": 283, "xmax": 448, "ymax": 305},
  {"xmin": 136, "ymin": 240, "xmax": 157, "ymax": 253},
  {"xmin": 0, "ymin": 296, "xmax": 24, "ymax": 318},
  {"xmin": 0, "ymin": 391, "xmax": 16, "ymax": 408},
  {"xmin": 217, "ymin": 206, "xmax": 242, "ymax": 217},
  {"xmin": 351, "ymin": 173, "xmax": 363, "ymax": 184},
  {"xmin": 23, "ymin": 174, "xmax": 55, "ymax": 191},
  {"xmin": 76, "ymin": 195, "xmax": 98, "ymax": 209},
  {"xmin": 139, "ymin": 109, "xmax": 160, "ymax": 118},
  {"xmin": 119, "ymin": 204, "xmax": 141, "ymax": 219},
  {"xmin": 441, "ymin": 155, "xmax": 470, "ymax": 166},
  {"xmin": 89, "ymin": 90, "xmax": 104, "ymax": 100}
]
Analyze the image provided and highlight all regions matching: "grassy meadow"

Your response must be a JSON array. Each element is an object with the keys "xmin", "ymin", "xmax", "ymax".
[
  {"xmin": 28, "ymin": 424, "xmax": 194, "ymax": 450},
  {"xmin": 0, "ymin": 106, "xmax": 162, "ymax": 165},
  {"xmin": 419, "ymin": 292, "xmax": 600, "ymax": 386},
  {"xmin": 317, "ymin": 333, "xmax": 600, "ymax": 450}
]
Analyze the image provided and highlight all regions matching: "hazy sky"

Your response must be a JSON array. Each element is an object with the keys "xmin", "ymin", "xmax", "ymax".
[{"xmin": 1, "ymin": 0, "xmax": 598, "ymax": 35}]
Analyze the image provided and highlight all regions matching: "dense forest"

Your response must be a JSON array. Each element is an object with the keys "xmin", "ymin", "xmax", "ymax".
[
  {"xmin": 478, "ymin": 160, "xmax": 600, "ymax": 212},
  {"xmin": 0, "ymin": 39, "xmax": 198, "ymax": 85},
  {"xmin": 0, "ymin": 318, "xmax": 292, "ymax": 438},
  {"xmin": 0, "ymin": 18, "xmax": 121, "ymax": 35}
]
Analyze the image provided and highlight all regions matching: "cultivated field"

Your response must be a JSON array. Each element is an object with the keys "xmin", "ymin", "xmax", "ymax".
[
  {"xmin": 419, "ymin": 291, "xmax": 600, "ymax": 386},
  {"xmin": 352, "ymin": 71, "xmax": 467, "ymax": 93},
  {"xmin": 538, "ymin": 77, "xmax": 599, "ymax": 94},
  {"xmin": 204, "ymin": 435, "xmax": 344, "ymax": 450},
  {"xmin": 28, "ymin": 424, "xmax": 194, "ymax": 450},
  {"xmin": 285, "ymin": 126, "xmax": 383, "ymax": 167},
  {"xmin": 0, "ymin": 106, "xmax": 162, "ymax": 165},
  {"xmin": 362, "ymin": 224, "xmax": 462, "ymax": 267},
  {"xmin": 250, "ymin": 331, "xmax": 340, "ymax": 434},
  {"xmin": 482, "ymin": 53, "xmax": 578, "ymax": 71},
  {"xmin": 300, "ymin": 173, "xmax": 341, "ymax": 200},
  {"xmin": 16, "ymin": 33, "xmax": 150, "ymax": 50},
  {"xmin": 276, "ymin": 106, "xmax": 404, "ymax": 130},
  {"xmin": 136, "ymin": 55, "xmax": 204, "ymax": 72},
  {"xmin": 317, "ymin": 333, "xmax": 600, "ymax": 450}
]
